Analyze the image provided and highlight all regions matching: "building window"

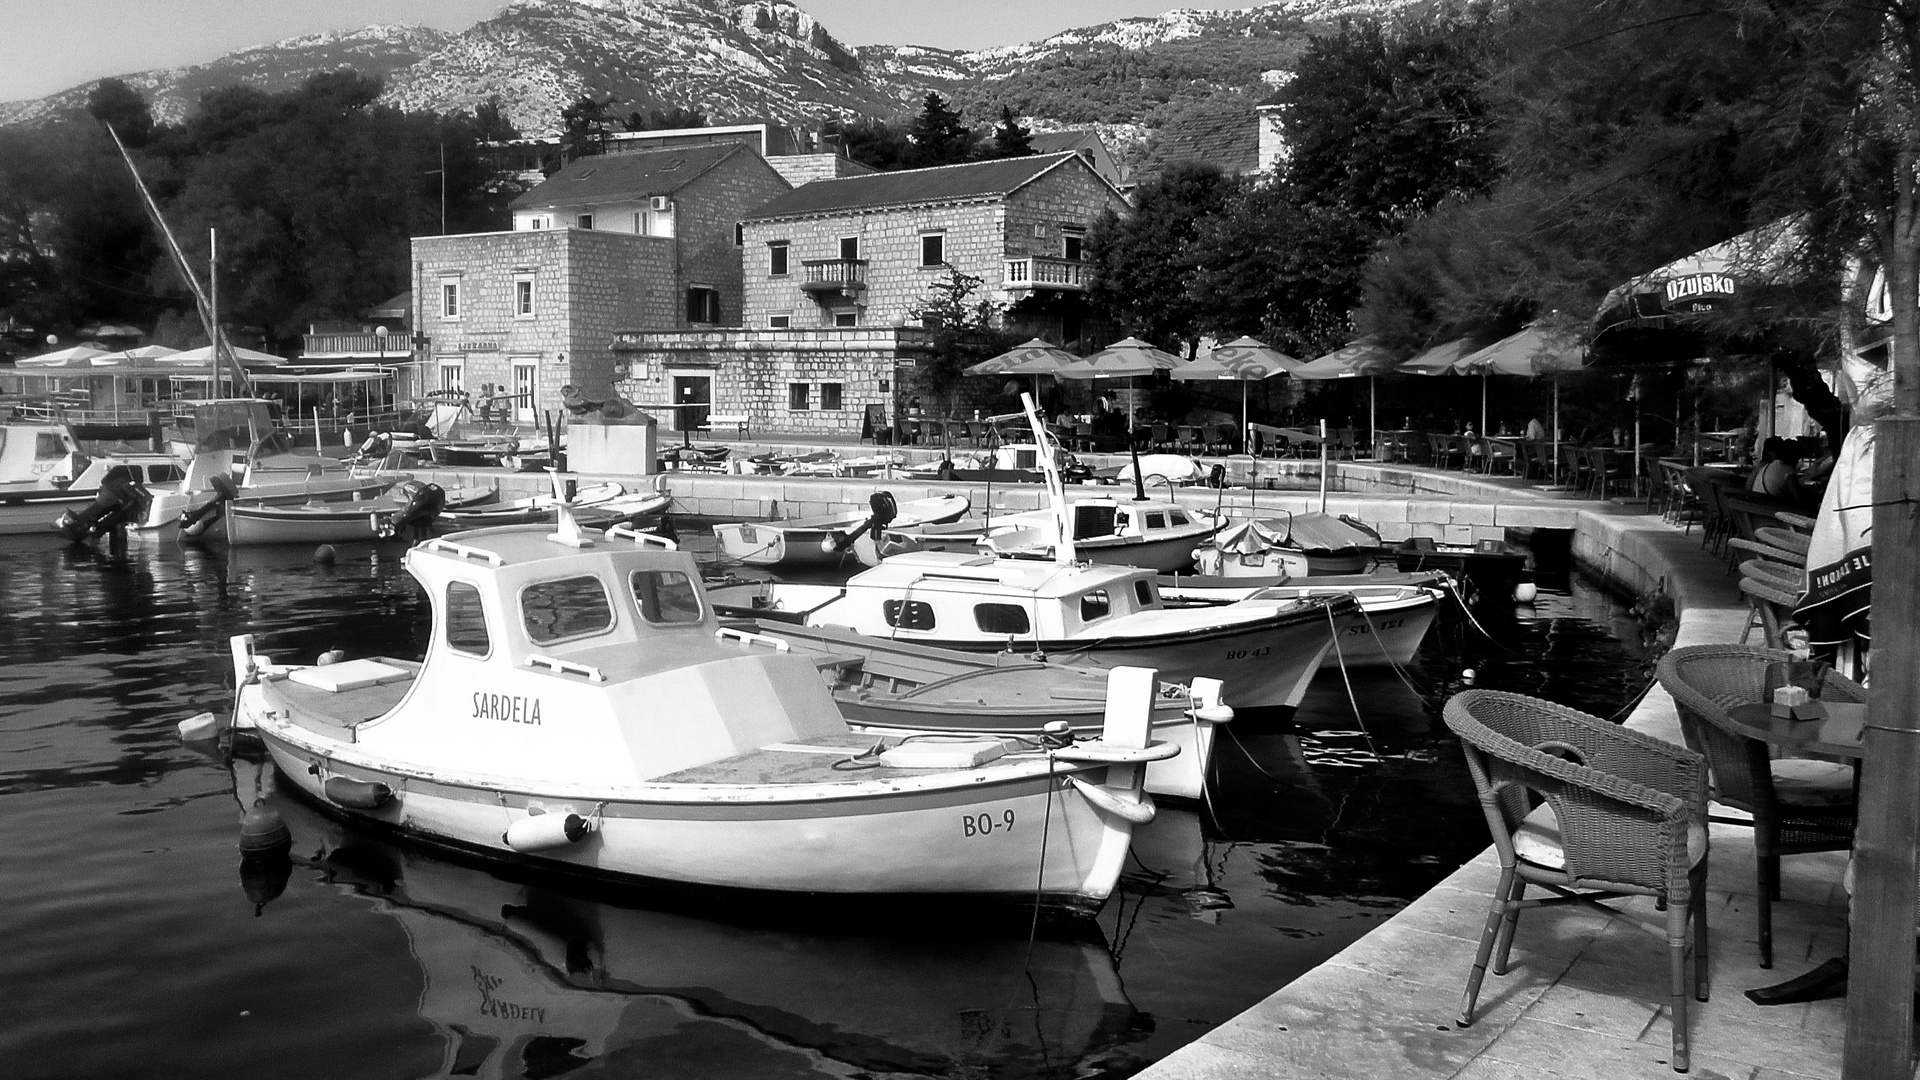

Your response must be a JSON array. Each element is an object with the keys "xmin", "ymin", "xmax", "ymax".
[
  {"xmin": 438, "ymin": 360, "xmax": 464, "ymax": 394},
  {"xmin": 440, "ymin": 281, "xmax": 460, "ymax": 319},
  {"xmin": 788, "ymin": 383, "xmax": 810, "ymax": 411},
  {"xmin": 769, "ymin": 241, "xmax": 789, "ymax": 276},
  {"xmin": 821, "ymin": 382, "xmax": 843, "ymax": 411},
  {"xmin": 769, "ymin": 314, "xmax": 791, "ymax": 329},
  {"xmin": 686, "ymin": 287, "xmax": 721, "ymax": 325},
  {"xmin": 734, "ymin": 223, "xmax": 744, "ymax": 246},
  {"xmin": 514, "ymin": 276, "xmax": 535, "ymax": 318},
  {"xmin": 1062, "ymin": 228, "xmax": 1086, "ymax": 261},
  {"xmin": 833, "ymin": 311, "xmax": 858, "ymax": 328},
  {"xmin": 839, "ymin": 235, "xmax": 859, "ymax": 260},
  {"xmin": 920, "ymin": 232, "xmax": 945, "ymax": 267},
  {"xmin": 577, "ymin": 213, "xmax": 594, "ymax": 230}
]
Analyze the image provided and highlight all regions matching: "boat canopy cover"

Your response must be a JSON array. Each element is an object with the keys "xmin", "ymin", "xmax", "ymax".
[{"xmin": 1258, "ymin": 512, "xmax": 1377, "ymax": 553}]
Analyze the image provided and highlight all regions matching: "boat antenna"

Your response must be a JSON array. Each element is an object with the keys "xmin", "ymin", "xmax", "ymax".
[
  {"xmin": 1020, "ymin": 392, "xmax": 1075, "ymax": 565},
  {"xmin": 101, "ymin": 122, "xmax": 255, "ymax": 399}
]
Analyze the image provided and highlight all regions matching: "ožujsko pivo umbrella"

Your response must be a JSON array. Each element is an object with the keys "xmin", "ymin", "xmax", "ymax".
[
  {"xmin": 1054, "ymin": 337, "xmax": 1181, "ymax": 501},
  {"xmin": 1170, "ymin": 337, "xmax": 1300, "ymax": 452}
]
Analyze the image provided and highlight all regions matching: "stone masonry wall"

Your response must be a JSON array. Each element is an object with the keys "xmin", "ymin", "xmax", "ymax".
[
  {"xmin": 742, "ymin": 200, "xmax": 1005, "ymax": 329},
  {"xmin": 767, "ymin": 154, "xmax": 874, "ymax": 186},
  {"xmin": 673, "ymin": 155, "xmax": 792, "ymax": 330},
  {"xmin": 563, "ymin": 230, "xmax": 678, "ymax": 401},
  {"xmin": 612, "ymin": 328, "xmax": 934, "ymax": 436}
]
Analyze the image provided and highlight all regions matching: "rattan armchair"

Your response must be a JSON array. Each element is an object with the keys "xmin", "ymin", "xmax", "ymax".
[
  {"xmin": 1444, "ymin": 690, "xmax": 1709, "ymax": 1073},
  {"xmin": 1655, "ymin": 645, "xmax": 1863, "ymax": 969}
]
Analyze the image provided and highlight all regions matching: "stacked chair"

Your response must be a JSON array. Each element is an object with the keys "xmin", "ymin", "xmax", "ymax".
[{"xmin": 1443, "ymin": 690, "xmax": 1710, "ymax": 1073}]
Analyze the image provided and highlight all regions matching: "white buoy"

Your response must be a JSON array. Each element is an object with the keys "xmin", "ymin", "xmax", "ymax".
[
  {"xmin": 317, "ymin": 648, "xmax": 346, "ymax": 666},
  {"xmin": 1462, "ymin": 668, "xmax": 1478, "ymax": 683},
  {"xmin": 177, "ymin": 711, "xmax": 225, "ymax": 741},
  {"xmin": 504, "ymin": 812, "xmax": 591, "ymax": 852},
  {"xmin": 1514, "ymin": 582, "xmax": 1539, "ymax": 603}
]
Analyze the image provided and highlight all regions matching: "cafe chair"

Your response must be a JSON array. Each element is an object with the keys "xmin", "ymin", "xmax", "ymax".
[
  {"xmin": 1444, "ymin": 690, "xmax": 1709, "ymax": 1073},
  {"xmin": 1655, "ymin": 645, "xmax": 1864, "ymax": 969}
]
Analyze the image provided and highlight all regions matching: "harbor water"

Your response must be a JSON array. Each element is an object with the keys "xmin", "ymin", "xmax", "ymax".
[{"xmin": 0, "ymin": 529, "xmax": 1660, "ymax": 1079}]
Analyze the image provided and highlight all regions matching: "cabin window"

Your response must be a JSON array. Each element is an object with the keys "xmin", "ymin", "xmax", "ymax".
[
  {"xmin": 1079, "ymin": 590, "xmax": 1111, "ymax": 622},
  {"xmin": 36, "ymin": 433, "xmax": 64, "ymax": 458},
  {"xmin": 521, "ymin": 575, "xmax": 614, "ymax": 643},
  {"xmin": 147, "ymin": 464, "xmax": 183, "ymax": 483},
  {"xmin": 445, "ymin": 582, "xmax": 491, "ymax": 655},
  {"xmin": 1072, "ymin": 504, "xmax": 1118, "ymax": 540},
  {"xmin": 630, "ymin": 569, "xmax": 702, "ymax": 625},
  {"xmin": 883, "ymin": 599, "xmax": 937, "ymax": 631},
  {"xmin": 1134, "ymin": 580, "xmax": 1155, "ymax": 607},
  {"xmin": 1170, "ymin": 511, "xmax": 1191, "ymax": 526},
  {"xmin": 974, "ymin": 603, "xmax": 1030, "ymax": 635},
  {"xmin": 1146, "ymin": 512, "xmax": 1167, "ymax": 529}
]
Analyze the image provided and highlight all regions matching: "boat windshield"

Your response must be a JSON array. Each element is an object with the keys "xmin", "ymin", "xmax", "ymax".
[
  {"xmin": 630, "ymin": 569, "xmax": 703, "ymax": 625},
  {"xmin": 522, "ymin": 576, "xmax": 614, "ymax": 644}
]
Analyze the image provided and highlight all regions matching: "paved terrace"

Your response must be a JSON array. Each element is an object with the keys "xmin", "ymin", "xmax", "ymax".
[{"xmin": 423, "ymin": 438, "xmax": 1849, "ymax": 1077}]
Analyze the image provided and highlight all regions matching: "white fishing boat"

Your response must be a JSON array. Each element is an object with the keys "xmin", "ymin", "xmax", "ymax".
[
  {"xmin": 148, "ymin": 400, "xmax": 390, "ymax": 534},
  {"xmin": 1157, "ymin": 574, "xmax": 1446, "ymax": 668},
  {"xmin": 229, "ymin": 509, "xmax": 1173, "ymax": 901},
  {"xmin": 428, "ymin": 480, "xmax": 628, "ymax": 533},
  {"xmin": 0, "ymin": 453, "xmax": 179, "ymax": 536},
  {"xmin": 0, "ymin": 420, "xmax": 87, "ymax": 491},
  {"xmin": 1191, "ymin": 512, "xmax": 1381, "ymax": 578},
  {"xmin": 712, "ymin": 493, "xmax": 969, "ymax": 568},
  {"xmin": 885, "ymin": 494, "xmax": 1224, "ymax": 573},
  {"xmin": 734, "ymin": 621, "xmax": 1229, "ymax": 800}
]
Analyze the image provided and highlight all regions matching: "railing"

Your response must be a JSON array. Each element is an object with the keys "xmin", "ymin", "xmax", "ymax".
[
  {"xmin": 799, "ymin": 258, "xmax": 868, "ymax": 292},
  {"xmin": 301, "ymin": 333, "xmax": 411, "ymax": 358},
  {"xmin": 1004, "ymin": 255, "xmax": 1089, "ymax": 291}
]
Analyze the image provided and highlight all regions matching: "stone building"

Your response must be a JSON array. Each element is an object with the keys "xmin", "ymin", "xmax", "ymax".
[
  {"xmin": 738, "ymin": 152, "xmax": 1126, "ymax": 344},
  {"xmin": 410, "ymin": 144, "xmax": 789, "ymax": 421}
]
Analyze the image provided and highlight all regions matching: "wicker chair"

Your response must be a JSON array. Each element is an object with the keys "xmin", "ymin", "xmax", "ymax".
[
  {"xmin": 1444, "ymin": 690, "xmax": 1709, "ymax": 1073},
  {"xmin": 1655, "ymin": 645, "xmax": 1863, "ymax": 968}
]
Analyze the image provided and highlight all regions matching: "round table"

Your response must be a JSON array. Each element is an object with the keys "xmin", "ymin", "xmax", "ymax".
[{"xmin": 1724, "ymin": 701, "xmax": 1867, "ymax": 759}]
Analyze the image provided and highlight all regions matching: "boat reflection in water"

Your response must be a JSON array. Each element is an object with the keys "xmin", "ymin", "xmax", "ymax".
[{"xmin": 235, "ymin": 754, "xmax": 1152, "ymax": 1079}]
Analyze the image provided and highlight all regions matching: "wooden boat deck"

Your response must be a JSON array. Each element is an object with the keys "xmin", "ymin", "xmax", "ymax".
[
  {"xmin": 651, "ymin": 733, "xmax": 1020, "ymax": 786},
  {"xmin": 264, "ymin": 659, "xmax": 419, "ymax": 744}
]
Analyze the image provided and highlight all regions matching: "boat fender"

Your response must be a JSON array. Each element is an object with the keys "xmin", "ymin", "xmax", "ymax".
[
  {"xmin": 177, "ymin": 710, "xmax": 225, "ymax": 741},
  {"xmin": 179, "ymin": 473, "xmax": 240, "ymax": 537},
  {"xmin": 238, "ymin": 799, "xmax": 292, "ymax": 857},
  {"xmin": 504, "ymin": 812, "xmax": 591, "ymax": 852},
  {"xmin": 1514, "ymin": 582, "xmax": 1539, "ymax": 604},
  {"xmin": 1066, "ymin": 776, "xmax": 1157, "ymax": 825},
  {"xmin": 1208, "ymin": 463, "xmax": 1226, "ymax": 489},
  {"xmin": 375, "ymin": 482, "xmax": 445, "ymax": 540},
  {"xmin": 323, "ymin": 776, "xmax": 394, "ymax": 810}
]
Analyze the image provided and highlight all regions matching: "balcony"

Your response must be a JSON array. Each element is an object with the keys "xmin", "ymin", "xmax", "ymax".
[
  {"xmin": 1003, "ymin": 256, "xmax": 1089, "ymax": 296},
  {"xmin": 302, "ymin": 332, "xmax": 412, "ymax": 361},
  {"xmin": 798, "ymin": 258, "xmax": 868, "ymax": 301}
]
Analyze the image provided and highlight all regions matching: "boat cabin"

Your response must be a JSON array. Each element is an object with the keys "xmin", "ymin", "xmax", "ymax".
[{"xmin": 815, "ymin": 551, "xmax": 1166, "ymax": 642}]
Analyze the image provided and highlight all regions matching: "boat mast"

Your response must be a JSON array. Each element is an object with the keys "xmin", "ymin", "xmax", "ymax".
[
  {"xmin": 1019, "ymin": 392, "xmax": 1076, "ymax": 565},
  {"xmin": 103, "ymin": 122, "xmax": 255, "ymax": 398}
]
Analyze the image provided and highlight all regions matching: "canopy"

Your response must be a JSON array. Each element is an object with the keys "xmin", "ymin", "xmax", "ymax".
[
  {"xmin": 1288, "ymin": 337, "xmax": 1395, "ymax": 380},
  {"xmin": 163, "ymin": 344, "xmax": 287, "ymax": 367},
  {"xmin": 1454, "ymin": 326, "xmax": 1586, "ymax": 376},
  {"xmin": 964, "ymin": 338, "xmax": 1079, "ymax": 376},
  {"xmin": 250, "ymin": 370, "xmax": 391, "ymax": 384},
  {"xmin": 15, "ymin": 345, "xmax": 108, "ymax": 368},
  {"xmin": 1175, "ymin": 337, "xmax": 1300, "ymax": 381},
  {"xmin": 1397, "ymin": 338, "xmax": 1478, "ymax": 376},
  {"xmin": 1595, "ymin": 215, "xmax": 1806, "ymax": 345},
  {"xmin": 1053, "ymin": 336, "xmax": 1182, "ymax": 379},
  {"xmin": 93, "ymin": 345, "xmax": 180, "ymax": 363}
]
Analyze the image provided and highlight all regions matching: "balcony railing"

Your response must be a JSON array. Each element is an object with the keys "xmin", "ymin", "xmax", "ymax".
[
  {"xmin": 798, "ymin": 258, "xmax": 868, "ymax": 298},
  {"xmin": 1004, "ymin": 256, "xmax": 1089, "ymax": 293},
  {"xmin": 302, "ymin": 333, "xmax": 412, "ymax": 359}
]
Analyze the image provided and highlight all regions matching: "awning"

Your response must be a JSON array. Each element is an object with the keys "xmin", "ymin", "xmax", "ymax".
[{"xmin": 249, "ymin": 371, "xmax": 391, "ymax": 384}]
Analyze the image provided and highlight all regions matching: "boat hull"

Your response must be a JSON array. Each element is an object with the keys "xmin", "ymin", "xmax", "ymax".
[
  {"xmin": 225, "ymin": 502, "xmax": 389, "ymax": 545},
  {"xmin": 0, "ymin": 488, "xmax": 92, "ymax": 536},
  {"xmin": 252, "ymin": 725, "xmax": 1139, "ymax": 901}
]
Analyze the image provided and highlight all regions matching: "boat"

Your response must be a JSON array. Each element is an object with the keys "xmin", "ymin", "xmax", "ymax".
[
  {"xmin": 1191, "ymin": 512, "xmax": 1382, "ymax": 578},
  {"xmin": 1157, "ymin": 573, "xmax": 1446, "ymax": 668},
  {"xmin": 429, "ymin": 480, "xmax": 626, "ymax": 532},
  {"xmin": 711, "ymin": 493, "xmax": 970, "ymax": 568},
  {"xmin": 149, "ymin": 400, "xmax": 391, "ymax": 533},
  {"xmin": 881, "ymin": 493, "xmax": 1224, "ymax": 574},
  {"xmin": 900, "ymin": 441, "xmax": 1094, "ymax": 485},
  {"xmin": 0, "ymin": 420, "xmax": 87, "ymax": 491},
  {"xmin": 1394, "ymin": 536, "xmax": 1531, "ymax": 603},
  {"xmin": 229, "ymin": 511, "xmax": 1174, "ymax": 902},
  {"xmin": 730, "ymin": 620, "xmax": 1230, "ymax": 800},
  {"xmin": 0, "ymin": 453, "xmax": 179, "ymax": 536},
  {"xmin": 220, "ymin": 480, "xmax": 498, "ymax": 546}
]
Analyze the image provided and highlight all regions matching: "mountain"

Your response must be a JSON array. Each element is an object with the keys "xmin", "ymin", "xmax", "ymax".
[{"xmin": 2, "ymin": 0, "xmax": 1427, "ymax": 138}]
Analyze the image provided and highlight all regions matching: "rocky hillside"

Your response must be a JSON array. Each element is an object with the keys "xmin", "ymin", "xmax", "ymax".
[{"xmin": 3, "ymin": 0, "xmax": 1430, "ymax": 137}]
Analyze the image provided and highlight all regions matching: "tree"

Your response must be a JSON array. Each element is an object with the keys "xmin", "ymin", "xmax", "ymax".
[
  {"xmin": 907, "ymin": 92, "xmax": 978, "ymax": 168},
  {"xmin": 907, "ymin": 266, "xmax": 1013, "ymax": 409},
  {"xmin": 821, "ymin": 116, "xmax": 911, "ymax": 171},
  {"xmin": 1190, "ymin": 182, "xmax": 1378, "ymax": 356},
  {"xmin": 472, "ymin": 95, "xmax": 519, "ymax": 143},
  {"xmin": 558, "ymin": 93, "xmax": 615, "ymax": 164},
  {"xmin": 622, "ymin": 105, "xmax": 708, "ymax": 132},
  {"xmin": 85, "ymin": 78, "xmax": 154, "ymax": 149},
  {"xmin": 1086, "ymin": 161, "xmax": 1238, "ymax": 355},
  {"xmin": 986, "ymin": 106, "xmax": 1034, "ymax": 159}
]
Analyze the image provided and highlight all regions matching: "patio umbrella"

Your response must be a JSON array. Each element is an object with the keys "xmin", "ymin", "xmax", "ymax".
[
  {"xmin": 1455, "ymin": 325, "xmax": 1587, "ymax": 486},
  {"xmin": 1290, "ymin": 337, "xmax": 1397, "ymax": 442},
  {"xmin": 163, "ymin": 344, "xmax": 286, "ymax": 366},
  {"xmin": 92, "ymin": 345, "xmax": 180, "ymax": 364},
  {"xmin": 963, "ymin": 338, "xmax": 1078, "ymax": 376},
  {"xmin": 1055, "ymin": 337, "xmax": 1182, "ymax": 501},
  {"xmin": 1172, "ymin": 337, "xmax": 1300, "ymax": 450},
  {"xmin": 16, "ymin": 345, "xmax": 108, "ymax": 368}
]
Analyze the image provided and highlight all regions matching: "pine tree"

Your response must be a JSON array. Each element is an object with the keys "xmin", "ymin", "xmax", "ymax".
[
  {"xmin": 907, "ymin": 93, "xmax": 977, "ymax": 168},
  {"xmin": 988, "ymin": 106, "xmax": 1034, "ymax": 159}
]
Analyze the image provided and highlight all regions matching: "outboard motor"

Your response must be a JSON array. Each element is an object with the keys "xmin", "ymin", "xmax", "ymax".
[
  {"xmin": 374, "ymin": 482, "xmax": 445, "ymax": 540},
  {"xmin": 829, "ymin": 491, "xmax": 900, "ymax": 555},
  {"xmin": 55, "ymin": 465, "xmax": 152, "ymax": 554},
  {"xmin": 179, "ymin": 473, "xmax": 241, "ymax": 539}
]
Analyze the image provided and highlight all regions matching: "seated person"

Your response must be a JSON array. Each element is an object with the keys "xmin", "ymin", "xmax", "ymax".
[
  {"xmin": 1746, "ymin": 436, "xmax": 1808, "ymax": 504},
  {"xmin": 1522, "ymin": 417, "xmax": 1548, "ymax": 441}
]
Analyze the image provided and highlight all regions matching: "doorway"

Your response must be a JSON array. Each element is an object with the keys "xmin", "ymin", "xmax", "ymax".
[
  {"xmin": 672, "ymin": 375, "xmax": 711, "ymax": 433},
  {"xmin": 511, "ymin": 360, "xmax": 538, "ymax": 424}
]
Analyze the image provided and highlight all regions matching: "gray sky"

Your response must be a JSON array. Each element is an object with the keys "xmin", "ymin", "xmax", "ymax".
[{"xmin": 2, "ymin": 0, "xmax": 1263, "ymax": 103}]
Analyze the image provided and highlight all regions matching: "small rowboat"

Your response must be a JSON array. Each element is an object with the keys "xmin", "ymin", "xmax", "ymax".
[
  {"xmin": 230, "ymin": 515, "xmax": 1173, "ymax": 902},
  {"xmin": 220, "ymin": 482, "xmax": 498, "ymax": 546},
  {"xmin": 431, "ymin": 481, "xmax": 625, "ymax": 532},
  {"xmin": 712, "ymin": 493, "xmax": 969, "ymax": 568}
]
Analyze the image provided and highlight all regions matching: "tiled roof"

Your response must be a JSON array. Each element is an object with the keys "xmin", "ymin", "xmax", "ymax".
[
  {"xmin": 1031, "ymin": 131, "xmax": 1099, "ymax": 155},
  {"xmin": 510, "ymin": 144, "xmax": 744, "ymax": 209},
  {"xmin": 1139, "ymin": 108, "xmax": 1260, "ymax": 180},
  {"xmin": 742, "ymin": 153, "xmax": 1084, "ymax": 221}
]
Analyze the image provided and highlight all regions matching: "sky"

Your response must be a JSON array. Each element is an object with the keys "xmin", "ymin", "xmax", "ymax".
[{"xmin": 2, "ymin": 0, "xmax": 1263, "ymax": 103}]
